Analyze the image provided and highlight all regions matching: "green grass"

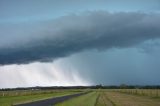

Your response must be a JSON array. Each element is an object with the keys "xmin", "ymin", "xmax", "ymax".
[
  {"xmin": 1, "ymin": 89, "xmax": 159, "ymax": 106},
  {"xmin": 0, "ymin": 90, "xmax": 82, "ymax": 106},
  {"xmin": 55, "ymin": 91, "xmax": 99, "ymax": 106},
  {"xmin": 55, "ymin": 89, "xmax": 160, "ymax": 106}
]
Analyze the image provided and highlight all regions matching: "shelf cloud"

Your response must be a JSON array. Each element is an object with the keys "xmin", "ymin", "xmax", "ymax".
[{"xmin": 0, "ymin": 11, "xmax": 160, "ymax": 65}]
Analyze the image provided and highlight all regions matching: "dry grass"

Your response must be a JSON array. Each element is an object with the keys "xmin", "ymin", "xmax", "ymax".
[
  {"xmin": 103, "ymin": 91, "xmax": 160, "ymax": 106},
  {"xmin": 114, "ymin": 89, "xmax": 160, "ymax": 98},
  {"xmin": 96, "ymin": 91, "xmax": 115, "ymax": 106}
]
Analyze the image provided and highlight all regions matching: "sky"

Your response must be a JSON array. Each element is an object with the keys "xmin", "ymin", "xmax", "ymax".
[{"xmin": 0, "ymin": 0, "xmax": 160, "ymax": 88}]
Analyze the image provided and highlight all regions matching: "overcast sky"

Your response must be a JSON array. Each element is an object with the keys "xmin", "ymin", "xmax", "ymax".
[{"xmin": 0, "ymin": 0, "xmax": 160, "ymax": 88}]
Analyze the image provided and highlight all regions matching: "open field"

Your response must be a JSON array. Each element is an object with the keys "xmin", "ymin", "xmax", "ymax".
[
  {"xmin": 0, "ymin": 89, "xmax": 84, "ymax": 106},
  {"xmin": 55, "ymin": 89, "xmax": 160, "ymax": 106},
  {"xmin": 97, "ymin": 90, "xmax": 160, "ymax": 106},
  {"xmin": 55, "ymin": 91, "xmax": 98, "ymax": 106},
  {"xmin": 113, "ymin": 89, "xmax": 160, "ymax": 98},
  {"xmin": 1, "ymin": 89, "xmax": 160, "ymax": 106}
]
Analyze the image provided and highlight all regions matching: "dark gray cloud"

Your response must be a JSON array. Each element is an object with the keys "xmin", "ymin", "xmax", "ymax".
[{"xmin": 0, "ymin": 11, "xmax": 160, "ymax": 65}]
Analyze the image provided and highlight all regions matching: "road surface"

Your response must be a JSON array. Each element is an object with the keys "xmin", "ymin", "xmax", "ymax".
[{"xmin": 14, "ymin": 92, "xmax": 89, "ymax": 106}]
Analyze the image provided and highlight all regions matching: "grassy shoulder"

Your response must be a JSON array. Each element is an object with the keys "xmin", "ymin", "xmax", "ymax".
[
  {"xmin": 55, "ymin": 91, "xmax": 99, "ymax": 106},
  {"xmin": 0, "ymin": 90, "xmax": 83, "ymax": 106}
]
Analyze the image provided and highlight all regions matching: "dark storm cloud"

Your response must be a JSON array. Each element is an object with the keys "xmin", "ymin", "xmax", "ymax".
[{"xmin": 0, "ymin": 11, "xmax": 160, "ymax": 65}]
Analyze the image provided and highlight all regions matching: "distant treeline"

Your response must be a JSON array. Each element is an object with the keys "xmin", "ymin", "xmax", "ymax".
[{"xmin": 1, "ymin": 85, "xmax": 160, "ymax": 91}]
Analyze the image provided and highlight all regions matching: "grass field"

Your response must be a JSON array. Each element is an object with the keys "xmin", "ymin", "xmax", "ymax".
[
  {"xmin": 114, "ymin": 89, "xmax": 160, "ymax": 97},
  {"xmin": 99, "ymin": 90, "xmax": 160, "ymax": 106},
  {"xmin": 55, "ymin": 91, "xmax": 99, "ymax": 106},
  {"xmin": 1, "ymin": 89, "xmax": 160, "ymax": 106},
  {"xmin": 0, "ymin": 89, "xmax": 84, "ymax": 106},
  {"xmin": 55, "ymin": 89, "xmax": 160, "ymax": 106}
]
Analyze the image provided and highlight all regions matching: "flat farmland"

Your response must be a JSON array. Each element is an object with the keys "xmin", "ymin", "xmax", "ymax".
[
  {"xmin": 96, "ymin": 90, "xmax": 160, "ymax": 106},
  {"xmin": 0, "ymin": 89, "xmax": 84, "ymax": 106},
  {"xmin": 55, "ymin": 91, "xmax": 98, "ymax": 106},
  {"xmin": 56, "ymin": 89, "xmax": 160, "ymax": 106},
  {"xmin": 0, "ymin": 89, "xmax": 160, "ymax": 106}
]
